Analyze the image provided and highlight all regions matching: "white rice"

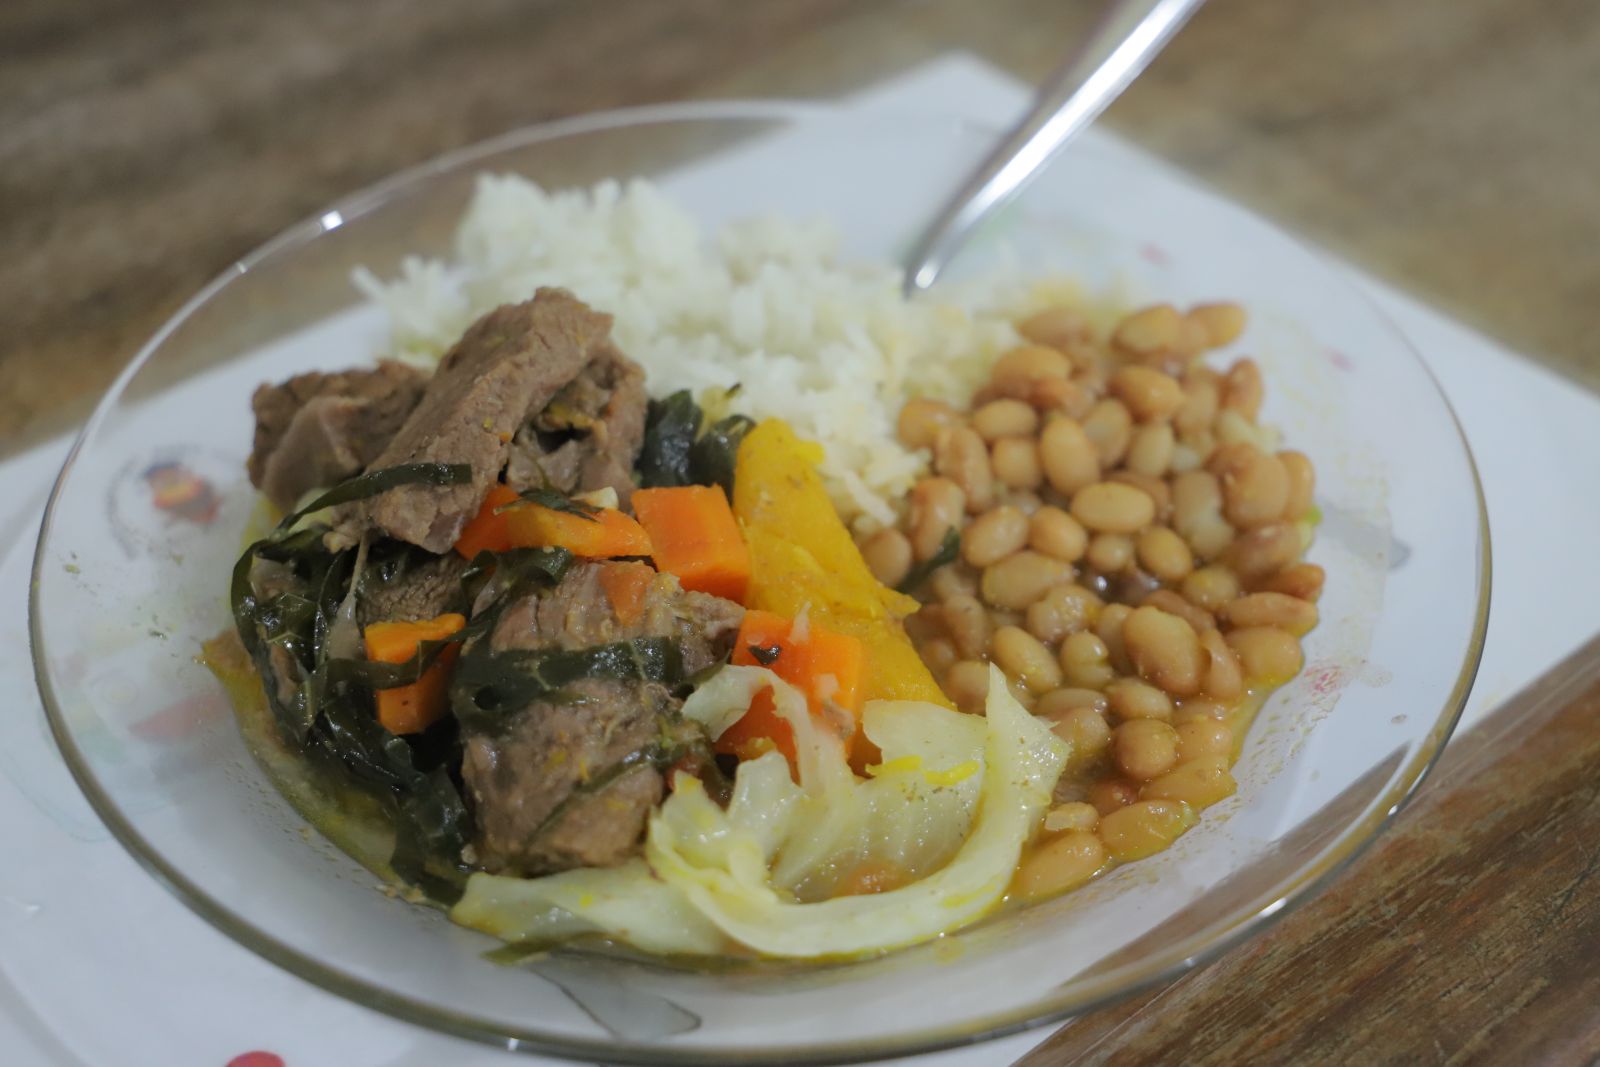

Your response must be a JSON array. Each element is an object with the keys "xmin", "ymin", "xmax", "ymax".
[{"xmin": 354, "ymin": 175, "xmax": 1086, "ymax": 527}]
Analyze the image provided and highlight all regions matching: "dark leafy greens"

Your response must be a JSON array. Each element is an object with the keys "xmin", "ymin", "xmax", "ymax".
[
  {"xmin": 506, "ymin": 486, "xmax": 601, "ymax": 521},
  {"xmin": 459, "ymin": 545, "xmax": 575, "ymax": 618},
  {"xmin": 747, "ymin": 643, "xmax": 782, "ymax": 666},
  {"xmin": 230, "ymin": 381, "xmax": 761, "ymax": 899},
  {"xmin": 638, "ymin": 391, "xmax": 702, "ymax": 488},
  {"xmin": 637, "ymin": 390, "xmax": 753, "ymax": 495},
  {"xmin": 297, "ymin": 462, "xmax": 473, "ymax": 514},
  {"xmin": 896, "ymin": 527, "xmax": 961, "ymax": 594},
  {"xmin": 690, "ymin": 414, "xmax": 756, "ymax": 497},
  {"xmin": 229, "ymin": 463, "xmax": 571, "ymax": 897},
  {"xmin": 450, "ymin": 637, "xmax": 686, "ymax": 730},
  {"xmin": 229, "ymin": 463, "xmax": 472, "ymax": 675}
]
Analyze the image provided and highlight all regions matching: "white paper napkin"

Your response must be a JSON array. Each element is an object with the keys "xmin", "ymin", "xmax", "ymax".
[{"xmin": 2, "ymin": 53, "xmax": 1597, "ymax": 1067}]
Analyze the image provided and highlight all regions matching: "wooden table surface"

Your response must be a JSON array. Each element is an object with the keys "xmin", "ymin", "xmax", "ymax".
[{"xmin": 7, "ymin": 1, "xmax": 1599, "ymax": 1063}]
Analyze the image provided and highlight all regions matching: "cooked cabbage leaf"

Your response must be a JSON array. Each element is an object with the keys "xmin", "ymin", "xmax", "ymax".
[
  {"xmin": 451, "ymin": 859, "xmax": 726, "ymax": 956},
  {"xmin": 451, "ymin": 664, "xmax": 1068, "ymax": 959}
]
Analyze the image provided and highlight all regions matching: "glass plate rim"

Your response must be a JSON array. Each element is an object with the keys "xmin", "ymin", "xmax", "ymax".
[{"xmin": 29, "ymin": 98, "xmax": 1492, "ymax": 1065}]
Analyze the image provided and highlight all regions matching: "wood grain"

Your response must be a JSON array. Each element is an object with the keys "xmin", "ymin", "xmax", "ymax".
[
  {"xmin": 5, "ymin": 0, "xmax": 1600, "ymax": 454},
  {"xmin": 0, "ymin": 0, "xmax": 880, "ymax": 449},
  {"xmin": 1020, "ymin": 634, "xmax": 1600, "ymax": 1067},
  {"xmin": 707, "ymin": 0, "xmax": 1600, "ymax": 386}
]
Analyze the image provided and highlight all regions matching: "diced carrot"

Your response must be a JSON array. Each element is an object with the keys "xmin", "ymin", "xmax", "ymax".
[
  {"xmin": 804, "ymin": 625, "xmax": 869, "ymax": 773},
  {"xmin": 503, "ymin": 502, "xmax": 652, "ymax": 559},
  {"xmin": 723, "ymin": 610, "xmax": 802, "ymax": 765},
  {"xmin": 597, "ymin": 560, "xmax": 657, "ymax": 626},
  {"xmin": 453, "ymin": 483, "xmax": 520, "ymax": 558},
  {"xmin": 362, "ymin": 613, "xmax": 466, "ymax": 735},
  {"xmin": 803, "ymin": 628, "xmax": 864, "ymax": 712},
  {"xmin": 731, "ymin": 608, "xmax": 795, "ymax": 664},
  {"xmin": 457, "ymin": 485, "xmax": 652, "ymax": 560},
  {"xmin": 632, "ymin": 485, "xmax": 751, "ymax": 603},
  {"xmin": 721, "ymin": 609, "xmax": 865, "ymax": 775},
  {"xmin": 362, "ymin": 613, "xmax": 466, "ymax": 665},
  {"xmin": 716, "ymin": 692, "xmax": 795, "ymax": 765}
]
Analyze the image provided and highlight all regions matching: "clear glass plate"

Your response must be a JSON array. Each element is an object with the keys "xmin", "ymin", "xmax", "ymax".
[{"xmin": 30, "ymin": 102, "xmax": 1488, "ymax": 1064}]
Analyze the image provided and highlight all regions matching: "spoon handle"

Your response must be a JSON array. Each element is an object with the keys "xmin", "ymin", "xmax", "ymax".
[{"xmin": 902, "ymin": 0, "xmax": 1206, "ymax": 294}]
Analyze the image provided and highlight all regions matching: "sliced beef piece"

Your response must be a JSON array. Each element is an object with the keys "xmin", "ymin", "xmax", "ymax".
[
  {"xmin": 512, "ymin": 436, "xmax": 583, "ymax": 492},
  {"xmin": 505, "ymin": 340, "xmax": 648, "ymax": 506},
  {"xmin": 462, "ymin": 680, "xmax": 703, "ymax": 873},
  {"xmin": 487, "ymin": 560, "xmax": 742, "ymax": 675},
  {"xmin": 340, "ymin": 289, "xmax": 612, "ymax": 553},
  {"xmin": 248, "ymin": 362, "xmax": 428, "ymax": 512},
  {"xmin": 461, "ymin": 561, "xmax": 743, "ymax": 874},
  {"xmin": 247, "ymin": 556, "xmax": 305, "ymax": 602},
  {"xmin": 356, "ymin": 552, "xmax": 469, "ymax": 626}
]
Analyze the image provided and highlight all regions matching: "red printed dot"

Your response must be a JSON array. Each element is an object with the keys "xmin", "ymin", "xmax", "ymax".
[
  {"xmin": 1138, "ymin": 242, "xmax": 1171, "ymax": 267},
  {"xmin": 227, "ymin": 1053, "xmax": 285, "ymax": 1067}
]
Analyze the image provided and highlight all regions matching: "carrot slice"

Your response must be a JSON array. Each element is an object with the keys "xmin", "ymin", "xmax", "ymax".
[
  {"xmin": 453, "ymin": 483, "xmax": 520, "ymax": 558},
  {"xmin": 721, "ymin": 609, "xmax": 865, "ymax": 774},
  {"xmin": 632, "ymin": 485, "xmax": 751, "ymax": 603},
  {"xmin": 722, "ymin": 611, "xmax": 802, "ymax": 765},
  {"xmin": 598, "ymin": 560, "xmax": 657, "ymax": 626},
  {"xmin": 502, "ymin": 502, "xmax": 652, "ymax": 558},
  {"xmin": 362, "ymin": 613, "xmax": 466, "ymax": 735},
  {"xmin": 457, "ymin": 485, "xmax": 652, "ymax": 560}
]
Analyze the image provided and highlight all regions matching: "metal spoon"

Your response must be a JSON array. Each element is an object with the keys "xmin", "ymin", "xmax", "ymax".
[{"xmin": 902, "ymin": 0, "xmax": 1206, "ymax": 295}]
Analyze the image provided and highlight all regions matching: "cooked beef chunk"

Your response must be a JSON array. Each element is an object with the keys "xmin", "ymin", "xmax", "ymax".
[
  {"xmin": 505, "ymin": 339, "xmax": 648, "ymax": 506},
  {"xmin": 245, "ymin": 557, "xmax": 309, "ymax": 706},
  {"xmin": 247, "ymin": 556, "xmax": 305, "ymax": 602},
  {"xmin": 356, "ymin": 552, "xmax": 469, "ymax": 626},
  {"xmin": 340, "ymin": 289, "xmax": 612, "ymax": 553},
  {"xmin": 248, "ymin": 362, "xmax": 428, "ymax": 512},
  {"xmin": 462, "ymin": 680, "xmax": 704, "ymax": 873},
  {"xmin": 487, "ymin": 560, "xmax": 741, "ymax": 676},
  {"xmin": 461, "ymin": 561, "xmax": 743, "ymax": 874}
]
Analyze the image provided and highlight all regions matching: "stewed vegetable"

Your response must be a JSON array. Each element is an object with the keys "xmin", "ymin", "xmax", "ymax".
[{"xmin": 216, "ymin": 249, "xmax": 1322, "ymax": 962}]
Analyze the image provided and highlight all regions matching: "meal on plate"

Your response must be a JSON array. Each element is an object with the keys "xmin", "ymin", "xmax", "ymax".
[{"xmin": 213, "ymin": 177, "xmax": 1321, "ymax": 961}]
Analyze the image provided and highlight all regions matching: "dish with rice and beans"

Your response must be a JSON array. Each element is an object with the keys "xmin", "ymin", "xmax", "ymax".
[{"xmin": 209, "ymin": 175, "xmax": 1320, "ymax": 961}]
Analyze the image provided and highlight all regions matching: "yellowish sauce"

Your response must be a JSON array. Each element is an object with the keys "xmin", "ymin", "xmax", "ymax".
[
  {"xmin": 1006, "ymin": 683, "xmax": 1276, "ymax": 904},
  {"xmin": 201, "ymin": 631, "xmax": 429, "ymax": 903}
]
